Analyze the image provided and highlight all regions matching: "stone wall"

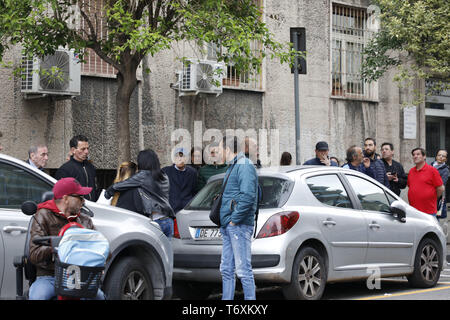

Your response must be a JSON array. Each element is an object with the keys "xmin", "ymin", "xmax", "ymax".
[{"xmin": 0, "ymin": 0, "xmax": 425, "ymax": 172}]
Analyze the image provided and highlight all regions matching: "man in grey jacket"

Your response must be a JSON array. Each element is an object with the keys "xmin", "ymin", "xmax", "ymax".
[{"xmin": 219, "ymin": 136, "xmax": 258, "ymax": 300}]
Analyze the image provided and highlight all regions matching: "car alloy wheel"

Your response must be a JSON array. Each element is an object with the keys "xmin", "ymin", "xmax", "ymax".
[
  {"xmin": 420, "ymin": 244, "xmax": 439, "ymax": 282},
  {"xmin": 104, "ymin": 256, "xmax": 154, "ymax": 300},
  {"xmin": 122, "ymin": 271, "xmax": 150, "ymax": 300},
  {"xmin": 282, "ymin": 246, "xmax": 327, "ymax": 300},
  {"xmin": 298, "ymin": 255, "xmax": 322, "ymax": 298},
  {"xmin": 408, "ymin": 237, "xmax": 442, "ymax": 288}
]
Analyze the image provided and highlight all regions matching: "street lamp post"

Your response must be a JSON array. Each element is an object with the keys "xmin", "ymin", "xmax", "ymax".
[{"xmin": 293, "ymin": 32, "xmax": 301, "ymax": 165}]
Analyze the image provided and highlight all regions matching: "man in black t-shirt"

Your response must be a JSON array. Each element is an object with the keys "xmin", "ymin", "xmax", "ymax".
[{"xmin": 381, "ymin": 142, "xmax": 407, "ymax": 196}]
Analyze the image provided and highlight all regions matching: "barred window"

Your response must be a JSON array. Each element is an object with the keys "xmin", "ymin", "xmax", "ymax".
[
  {"xmin": 78, "ymin": 0, "xmax": 116, "ymax": 77},
  {"xmin": 332, "ymin": 3, "xmax": 378, "ymax": 100},
  {"xmin": 206, "ymin": 0, "xmax": 264, "ymax": 91}
]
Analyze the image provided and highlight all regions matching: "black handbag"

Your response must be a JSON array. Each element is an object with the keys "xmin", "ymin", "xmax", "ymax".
[{"xmin": 209, "ymin": 161, "xmax": 237, "ymax": 226}]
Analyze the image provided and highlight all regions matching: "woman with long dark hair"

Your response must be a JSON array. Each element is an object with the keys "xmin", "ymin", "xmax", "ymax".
[{"xmin": 105, "ymin": 149, "xmax": 174, "ymax": 238}]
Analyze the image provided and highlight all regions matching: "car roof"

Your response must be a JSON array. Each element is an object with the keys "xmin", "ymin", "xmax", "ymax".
[{"xmin": 207, "ymin": 165, "xmax": 352, "ymax": 182}]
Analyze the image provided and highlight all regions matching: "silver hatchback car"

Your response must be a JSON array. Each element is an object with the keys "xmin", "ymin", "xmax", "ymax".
[
  {"xmin": 173, "ymin": 166, "xmax": 446, "ymax": 300},
  {"xmin": 0, "ymin": 153, "xmax": 173, "ymax": 300}
]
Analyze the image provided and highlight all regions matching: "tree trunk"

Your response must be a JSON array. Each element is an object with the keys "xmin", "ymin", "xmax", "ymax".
[{"xmin": 115, "ymin": 68, "xmax": 138, "ymax": 166}]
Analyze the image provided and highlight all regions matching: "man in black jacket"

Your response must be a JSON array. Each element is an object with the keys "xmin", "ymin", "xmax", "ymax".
[
  {"xmin": 55, "ymin": 135, "xmax": 97, "ymax": 201},
  {"xmin": 381, "ymin": 142, "xmax": 407, "ymax": 196},
  {"xmin": 162, "ymin": 148, "xmax": 197, "ymax": 213},
  {"xmin": 364, "ymin": 137, "xmax": 390, "ymax": 188}
]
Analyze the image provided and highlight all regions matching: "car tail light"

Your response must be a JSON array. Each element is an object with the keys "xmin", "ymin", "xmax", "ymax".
[
  {"xmin": 256, "ymin": 211, "xmax": 299, "ymax": 239},
  {"xmin": 173, "ymin": 218, "xmax": 180, "ymax": 239}
]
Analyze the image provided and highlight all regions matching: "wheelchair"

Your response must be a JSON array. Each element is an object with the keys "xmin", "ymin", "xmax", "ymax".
[{"xmin": 14, "ymin": 191, "xmax": 98, "ymax": 300}]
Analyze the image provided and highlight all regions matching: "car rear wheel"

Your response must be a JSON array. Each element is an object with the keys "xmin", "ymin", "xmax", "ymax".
[
  {"xmin": 282, "ymin": 246, "xmax": 327, "ymax": 300},
  {"xmin": 408, "ymin": 238, "xmax": 442, "ymax": 288},
  {"xmin": 104, "ymin": 256, "xmax": 154, "ymax": 300}
]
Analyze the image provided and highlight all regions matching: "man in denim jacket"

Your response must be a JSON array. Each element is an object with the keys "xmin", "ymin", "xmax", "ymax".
[{"xmin": 219, "ymin": 136, "xmax": 258, "ymax": 300}]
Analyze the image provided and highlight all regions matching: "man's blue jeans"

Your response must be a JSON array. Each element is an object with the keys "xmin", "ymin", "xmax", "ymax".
[
  {"xmin": 219, "ymin": 223, "xmax": 256, "ymax": 300},
  {"xmin": 155, "ymin": 217, "xmax": 174, "ymax": 238},
  {"xmin": 29, "ymin": 276, "xmax": 106, "ymax": 300}
]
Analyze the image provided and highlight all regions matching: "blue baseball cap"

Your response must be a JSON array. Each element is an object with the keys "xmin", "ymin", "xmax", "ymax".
[{"xmin": 174, "ymin": 147, "xmax": 187, "ymax": 156}]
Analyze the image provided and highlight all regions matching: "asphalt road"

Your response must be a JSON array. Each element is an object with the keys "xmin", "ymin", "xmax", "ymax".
[
  {"xmin": 205, "ymin": 277, "xmax": 450, "ymax": 300},
  {"xmin": 205, "ymin": 263, "xmax": 450, "ymax": 300},
  {"xmin": 188, "ymin": 246, "xmax": 450, "ymax": 300}
]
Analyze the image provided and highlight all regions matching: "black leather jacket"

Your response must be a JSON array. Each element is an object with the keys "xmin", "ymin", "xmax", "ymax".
[{"xmin": 105, "ymin": 170, "xmax": 175, "ymax": 219}]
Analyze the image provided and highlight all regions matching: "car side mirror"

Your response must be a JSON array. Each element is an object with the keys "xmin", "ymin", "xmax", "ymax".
[
  {"xmin": 390, "ymin": 200, "xmax": 406, "ymax": 222},
  {"xmin": 21, "ymin": 201, "xmax": 37, "ymax": 216}
]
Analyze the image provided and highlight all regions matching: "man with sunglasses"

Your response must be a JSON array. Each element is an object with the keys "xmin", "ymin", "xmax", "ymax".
[{"xmin": 28, "ymin": 177, "xmax": 105, "ymax": 300}]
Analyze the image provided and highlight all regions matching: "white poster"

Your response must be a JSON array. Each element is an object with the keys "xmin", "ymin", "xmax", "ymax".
[{"xmin": 403, "ymin": 106, "xmax": 417, "ymax": 140}]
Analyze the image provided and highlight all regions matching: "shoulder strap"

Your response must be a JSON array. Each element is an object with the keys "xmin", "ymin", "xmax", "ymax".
[{"xmin": 220, "ymin": 156, "xmax": 242, "ymax": 193}]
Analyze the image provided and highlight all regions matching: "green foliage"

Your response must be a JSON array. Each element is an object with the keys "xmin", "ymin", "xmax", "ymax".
[
  {"xmin": 362, "ymin": 0, "xmax": 450, "ymax": 88},
  {"xmin": 0, "ymin": 0, "xmax": 303, "ymax": 77}
]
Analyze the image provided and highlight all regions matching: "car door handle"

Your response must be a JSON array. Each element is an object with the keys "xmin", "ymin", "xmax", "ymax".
[
  {"xmin": 322, "ymin": 219, "xmax": 337, "ymax": 226},
  {"xmin": 3, "ymin": 226, "xmax": 28, "ymax": 234},
  {"xmin": 369, "ymin": 222, "xmax": 380, "ymax": 229}
]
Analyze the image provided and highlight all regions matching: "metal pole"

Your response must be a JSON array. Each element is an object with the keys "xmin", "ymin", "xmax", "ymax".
[{"xmin": 293, "ymin": 32, "xmax": 301, "ymax": 165}]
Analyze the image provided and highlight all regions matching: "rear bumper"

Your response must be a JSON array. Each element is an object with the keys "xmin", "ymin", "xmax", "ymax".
[
  {"xmin": 172, "ymin": 238, "xmax": 291, "ymax": 283},
  {"xmin": 175, "ymin": 253, "xmax": 280, "ymax": 269}
]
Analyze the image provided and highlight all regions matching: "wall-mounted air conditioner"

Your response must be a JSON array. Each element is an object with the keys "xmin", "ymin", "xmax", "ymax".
[
  {"xmin": 21, "ymin": 49, "xmax": 81, "ymax": 97},
  {"xmin": 177, "ymin": 59, "xmax": 225, "ymax": 96}
]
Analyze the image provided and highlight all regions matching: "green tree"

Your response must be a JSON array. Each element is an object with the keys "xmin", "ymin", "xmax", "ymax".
[
  {"xmin": 362, "ymin": 0, "xmax": 449, "ymax": 96},
  {"xmin": 0, "ymin": 0, "xmax": 301, "ymax": 164}
]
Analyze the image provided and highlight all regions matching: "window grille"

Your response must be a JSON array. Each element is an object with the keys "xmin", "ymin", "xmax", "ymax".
[
  {"xmin": 207, "ymin": 0, "xmax": 264, "ymax": 91},
  {"xmin": 331, "ymin": 3, "xmax": 378, "ymax": 100},
  {"xmin": 21, "ymin": 56, "xmax": 34, "ymax": 90},
  {"xmin": 78, "ymin": 0, "xmax": 116, "ymax": 77},
  {"xmin": 222, "ymin": 39, "xmax": 263, "ymax": 91}
]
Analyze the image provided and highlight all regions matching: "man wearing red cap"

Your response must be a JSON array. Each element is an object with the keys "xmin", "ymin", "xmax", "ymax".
[{"xmin": 28, "ymin": 177, "xmax": 105, "ymax": 300}]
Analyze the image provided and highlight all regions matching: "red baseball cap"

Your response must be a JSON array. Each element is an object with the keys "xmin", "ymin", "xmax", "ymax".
[{"xmin": 53, "ymin": 177, "xmax": 92, "ymax": 199}]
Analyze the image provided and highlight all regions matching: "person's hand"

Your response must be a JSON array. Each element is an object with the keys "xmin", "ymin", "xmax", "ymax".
[
  {"xmin": 363, "ymin": 157, "xmax": 371, "ymax": 168},
  {"xmin": 320, "ymin": 155, "xmax": 331, "ymax": 166},
  {"xmin": 104, "ymin": 187, "xmax": 114, "ymax": 199},
  {"xmin": 387, "ymin": 172, "xmax": 394, "ymax": 181},
  {"xmin": 392, "ymin": 173, "xmax": 398, "ymax": 182}
]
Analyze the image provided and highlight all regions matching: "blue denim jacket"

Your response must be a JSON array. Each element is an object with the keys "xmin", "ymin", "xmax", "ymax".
[{"xmin": 220, "ymin": 153, "xmax": 258, "ymax": 227}]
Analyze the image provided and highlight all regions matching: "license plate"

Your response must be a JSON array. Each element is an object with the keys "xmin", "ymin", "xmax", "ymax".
[{"xmin": 195, "ymin": 228, "xmax": 222, "ymax": 240}]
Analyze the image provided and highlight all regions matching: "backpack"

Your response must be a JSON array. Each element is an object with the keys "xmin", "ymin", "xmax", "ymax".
[{"xmin": 57, "ymin": 228, "xmax": 109, "ymax": 267}]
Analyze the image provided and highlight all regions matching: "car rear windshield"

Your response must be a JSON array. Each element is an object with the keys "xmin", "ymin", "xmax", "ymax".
[{"xmin": 185, "ymin": 176, "xmax": 294, "ymax": 210}]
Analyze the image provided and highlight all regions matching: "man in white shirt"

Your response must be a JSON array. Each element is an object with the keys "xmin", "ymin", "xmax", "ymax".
[{"xmin": 27, "ymin": 144, "xmax": 49, "ymax": 170}]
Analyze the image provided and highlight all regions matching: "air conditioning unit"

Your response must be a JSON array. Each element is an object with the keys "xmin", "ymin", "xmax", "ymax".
[
  {"xmin": 178, "ymin": 59, "xmax": 225, "ymax": 96},
  {"xmin": 21, "ymin": 49, "xmax": 81, "ymax": 97}
]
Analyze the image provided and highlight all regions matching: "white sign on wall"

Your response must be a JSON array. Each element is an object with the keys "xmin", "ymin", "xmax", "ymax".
[{"xmin": 403, "ymin": 106, "xmax": 417, "ymax": 140}]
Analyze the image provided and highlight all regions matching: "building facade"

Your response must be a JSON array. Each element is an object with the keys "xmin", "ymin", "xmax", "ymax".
[{"xmin": 0, "ymin": 0, "xmax": 426, "ymax": 187}]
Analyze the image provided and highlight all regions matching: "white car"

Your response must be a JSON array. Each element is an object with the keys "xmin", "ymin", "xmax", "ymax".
[
  {"xmin": 173, "ymin": 166, "xmax": 447, "ymax": 300},
  {"xmin": 0, "ymin": 153, "xmax": 173, "ymax": 300}
]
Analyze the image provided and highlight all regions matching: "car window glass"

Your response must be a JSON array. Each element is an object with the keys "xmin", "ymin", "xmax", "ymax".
[
  {"xmin": 0, "ymin": 162, "xmax": 52, "ymax": 209},
  {"xmin": 386, "ymin": 192, "xmax": 397, "ymax": 205},
  {"xmin": 259, "ymin": 177, "xmax": 294, "ymax": 208},
  {"xmin": 185, "ymin": 176, "xmax": 294, "ymax": 210},
  {"xmin": 306, "ymin": 174, "xmax": 353, "ymax": 209},
  {"xmin": 345, "ymin": 175, "xmax": 391, "ymax": 212},
  {"xmin": 185, "ymin": 179, "xmax": 223, "ymax": 210}
]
